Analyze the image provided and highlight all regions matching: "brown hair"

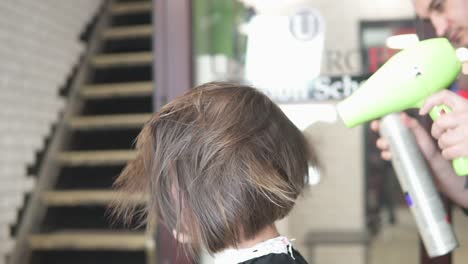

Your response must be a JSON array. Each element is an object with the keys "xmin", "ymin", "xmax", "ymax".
[{"xmin": 112, "ymin": 82, "xmax": 318, "ymax": 258}]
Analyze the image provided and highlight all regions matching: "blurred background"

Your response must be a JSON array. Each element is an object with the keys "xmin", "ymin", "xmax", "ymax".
[{"xmin": 0, "ymin": 0, "xmax": 467, "ymax": 264}]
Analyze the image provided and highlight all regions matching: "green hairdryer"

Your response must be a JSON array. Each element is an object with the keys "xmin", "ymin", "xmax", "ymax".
[{"xmin": 337, "ymin": 38, "xmax": 468, "ymax": 176}]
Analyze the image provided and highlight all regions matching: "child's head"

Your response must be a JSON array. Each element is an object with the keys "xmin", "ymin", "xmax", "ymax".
[{"xmin": 113, "ymin": 82, "xmax": 317, "ymax": 257}]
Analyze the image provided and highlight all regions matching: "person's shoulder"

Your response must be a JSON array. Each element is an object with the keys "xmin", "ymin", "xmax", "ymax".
[{"xmin": 239, "ymin": 248, "xmax": 308, "ymax": 264}]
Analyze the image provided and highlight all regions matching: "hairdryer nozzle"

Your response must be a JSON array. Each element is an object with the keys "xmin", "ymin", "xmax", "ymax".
[{"xmin": 337, "ymin": 38, "xmax": 461, "ymax": 127}]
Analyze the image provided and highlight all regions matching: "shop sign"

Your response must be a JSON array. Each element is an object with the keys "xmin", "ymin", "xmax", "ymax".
[{"xmin": 310, "ymin": 75, "xmax": 368, "ymax": 100}]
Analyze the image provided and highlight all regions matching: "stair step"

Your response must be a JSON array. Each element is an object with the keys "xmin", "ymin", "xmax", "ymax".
[
  {"xmin": 111, "ymin": 1, "xmax": 152, "ymax": 15},
  {"xmin": 56, "ymin": 150, "xmax": 137, "ymax": 166},
  {"xmin": 30, "ymin": 231, "xmax": 149, "ymax": 251},
  {"xmin": 103, "ymin": 24, "xmax": 152, "ymax": 40},
  {"xmin": 92, "ymin": 52, "xmax": 152, "ymax": 68},
  {"xmin": 81, "ymin": 82, "xmax": 153, "ymax": 99},
  {"xmin": 42, "ymin": 190, "xmax": 146, "ymax": 206},
  {"xmin": 69, "ymin": 113, "xmax": 152, "ymax": 130},
  {"xmin": 80, "ymin": 82, "xmax": 154, "ymax": 99}
]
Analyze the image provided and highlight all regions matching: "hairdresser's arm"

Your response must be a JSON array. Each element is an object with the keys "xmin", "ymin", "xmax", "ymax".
[{"xmin": 371, "ymin": 114, "xmax": 468, "ymax": 208}]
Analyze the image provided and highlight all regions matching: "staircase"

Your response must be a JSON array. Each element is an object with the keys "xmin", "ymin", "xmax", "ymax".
[{"xmin": 12, "ymin": 1, "xmax": 156, "ymax": 263}]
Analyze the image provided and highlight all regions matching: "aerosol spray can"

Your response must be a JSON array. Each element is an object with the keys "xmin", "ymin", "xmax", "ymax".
[{"xmin": 380, "ymin": 113, "xmax": 458, "ymax": 258}]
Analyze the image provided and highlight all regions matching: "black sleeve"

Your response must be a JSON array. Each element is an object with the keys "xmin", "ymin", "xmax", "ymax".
[{"xmin": 240, "ymin": 249, "xmax": 308, "ymax": 264}]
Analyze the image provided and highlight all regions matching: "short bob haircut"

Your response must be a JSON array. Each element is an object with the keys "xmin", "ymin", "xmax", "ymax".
[{"xmin": 112, "ymin": 82, "xmax": 318, "ymax": 258}]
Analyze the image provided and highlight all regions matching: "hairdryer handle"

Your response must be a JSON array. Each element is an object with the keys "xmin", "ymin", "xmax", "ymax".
[{"xmin": 429, "ymin": 104, "xmax": 468, "ymax": 176}]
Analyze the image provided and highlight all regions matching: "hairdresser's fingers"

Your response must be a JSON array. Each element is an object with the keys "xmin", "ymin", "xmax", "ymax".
[
  {"xmin": 438, "ymin": 125, "xmax": 468, "ymax": 159},
  {"xmin": 381, "ymin": 151, "xmax": 392, "ymax": 161},
  {"xmin": 441, "ymin": 144, "xmax": 467, "ymax": 160},
  {"xmin": 376, "ymin": 138, "xmax": 392, "ymax": 160},
  {"xmin": 420, "ymin": 90, "xmax": 467, "ymax": 115},
  {"xmin": 376, "ymin": 138, "xmax": 389, "ymax": 151},
  {"xmin": 438, "ymin": 126, "xmax": 463, "ymax": 149},
  {"xmin": 431, "ymin": 111, "xmax": 468, "ymax": 141},
  {"xmin": 370, "ymin": 120, "xmax": 380, "ymax": 133},
  {"xmin": 431, "ymin": 113, "xmax": 460, "ymax": 139}
]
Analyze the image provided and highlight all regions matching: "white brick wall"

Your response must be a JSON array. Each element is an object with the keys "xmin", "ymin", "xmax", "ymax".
[{"xmin": 0, "ymin": 0, "xmax": 102, "ymax": 262}]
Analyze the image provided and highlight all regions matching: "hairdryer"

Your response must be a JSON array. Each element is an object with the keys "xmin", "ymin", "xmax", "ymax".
[
  {"xmin": 337, "ymin": 38, "xmax": 468, "ymax": 176},
  {"xmin": 337, "ymin": 38, "xmax": 462, "ymax": 257}
]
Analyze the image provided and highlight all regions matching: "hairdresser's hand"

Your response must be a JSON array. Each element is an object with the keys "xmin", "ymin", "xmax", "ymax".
[
  {"xmin": 419, "ymin": 89, "xmax": 468, "ymax": 160},
  {"xmin": 371, "ymin": 112, "xmax": 467, "ymax": 207},
  {"xmin": 370, "ymin": 113, "xmax": 456, "ymax": 185}
]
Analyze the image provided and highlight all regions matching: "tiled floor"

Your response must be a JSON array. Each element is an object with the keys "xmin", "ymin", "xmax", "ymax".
[{"xmin": 369, "ymin": 207, "xmax": 468, "ymax": 264}]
